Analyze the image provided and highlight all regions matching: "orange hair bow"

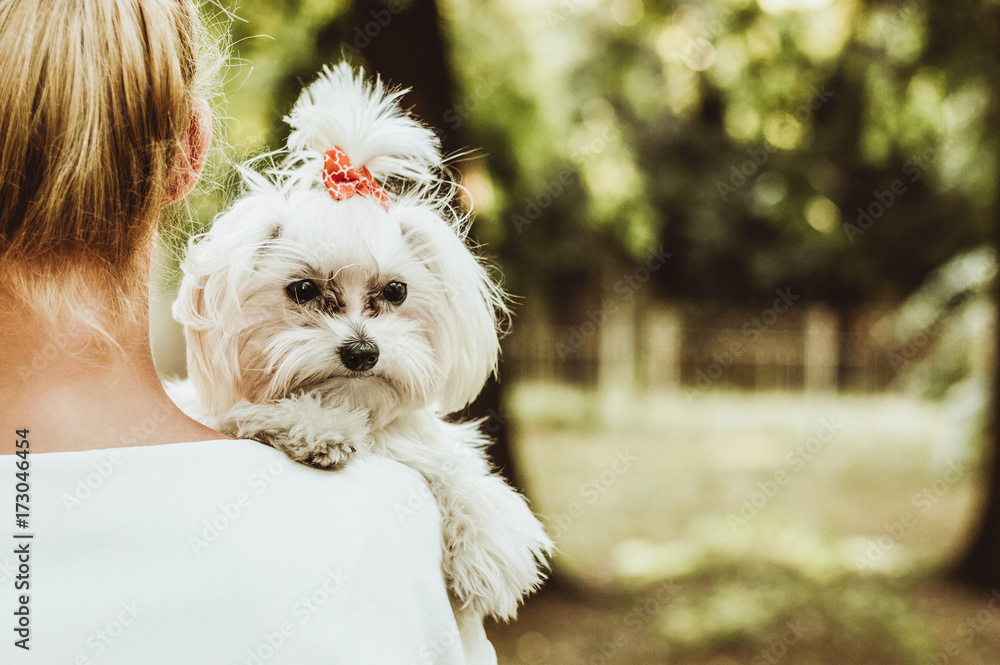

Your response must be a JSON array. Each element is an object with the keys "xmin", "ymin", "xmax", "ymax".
[{"xmin": 322, "ymin": 146, "xmax": 390, "ymax": 211}]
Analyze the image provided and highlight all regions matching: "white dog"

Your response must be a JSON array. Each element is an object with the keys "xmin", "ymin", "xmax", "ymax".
[{"xmin": 170, "ymin": 63, "xmax": 552, "ymax": 620}]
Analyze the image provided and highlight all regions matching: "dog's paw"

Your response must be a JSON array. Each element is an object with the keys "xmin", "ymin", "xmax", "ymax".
[
  {"xmin": 441, "ymin": 476, "xmax": 554, "ymax": 621},
  {"xmin": 284, "ymin": 436, "xmax": 356, "ymax": 470},
  {"xmin": 217, "ymin": 395, "xmax": 370, "ymax": 470}
]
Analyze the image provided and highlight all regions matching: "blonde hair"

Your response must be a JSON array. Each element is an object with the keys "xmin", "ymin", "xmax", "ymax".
[{"xmin": 0, "ymin": 0, "xmax": 219, "ymax": 352}]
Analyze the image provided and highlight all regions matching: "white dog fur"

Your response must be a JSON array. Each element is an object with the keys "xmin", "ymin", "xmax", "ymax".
[{"xmin": 169, "ymin": 63, "xmax": 553, "ymax": 621}]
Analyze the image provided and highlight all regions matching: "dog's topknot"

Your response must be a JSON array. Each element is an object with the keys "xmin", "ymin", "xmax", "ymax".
[{"xmin": 284, "ymin": 63, "xmax": 441, "ymax": 186}]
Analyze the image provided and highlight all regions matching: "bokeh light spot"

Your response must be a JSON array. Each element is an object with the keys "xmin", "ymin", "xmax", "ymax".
[
  {"xmin": 611, "ymin": 0, "xmax": 644, "ymax": 27},
  {"xmin": 683, "ymin": 36, "xmax": 717, "ymax": 71},
  {"xmin": 764, "ymin": 112, "xmax": 803, "ymax": 149},
  {"xmin": 806, "ymin": 195, "xmax": 841, "ymax": 233}
]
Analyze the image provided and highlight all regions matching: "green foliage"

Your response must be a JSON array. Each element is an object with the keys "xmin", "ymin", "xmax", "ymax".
[
  {"xmin": 168, "ymin": 1, "xmax": 999, "ymax": 307},
  {"xmin": 440, "ymin": 0, "xmax": 1000, "ymax": 304}
]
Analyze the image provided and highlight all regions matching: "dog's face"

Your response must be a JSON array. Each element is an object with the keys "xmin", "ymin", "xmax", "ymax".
[
  {"xmin": 237, "ymin": 190, "xmax": 446, "ymax": 423},
  {"xmin": 175, "ymin": 184, "xmax": 503, "ymax": 428}
]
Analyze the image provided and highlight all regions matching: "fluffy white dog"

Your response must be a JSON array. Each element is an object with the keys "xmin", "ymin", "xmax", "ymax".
[{"xmin": 169, "ymin": 63, "xmax": 552, "ymax": 620}]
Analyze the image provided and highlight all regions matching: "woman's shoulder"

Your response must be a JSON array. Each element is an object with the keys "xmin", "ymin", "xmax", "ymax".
[
  {"xmin": 10, "ymin": 437, "xmax": 423, "ymax": 489},
  {"xmin": 0, "ymin": 440, "xmax": 481, "ymax": 665},
  {"xmin": 4, "ymin": 439, "xmax": 441, "ymax": 552},
  {"xmin": 199, "ymin": 440, "xmax": 436, "ymax": 523},
  {"xmin": 175, "ymin": 438, "xmax": 427, "ymax": 492},
  {"xmin": 181, "ymin": 441, "xmax": 441, "ymax": 540}
]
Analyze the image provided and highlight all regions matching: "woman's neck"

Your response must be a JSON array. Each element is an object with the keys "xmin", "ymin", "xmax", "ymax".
[{"xmin": 0, "ymin": 295, "xmax": 231, "ymax": 454}]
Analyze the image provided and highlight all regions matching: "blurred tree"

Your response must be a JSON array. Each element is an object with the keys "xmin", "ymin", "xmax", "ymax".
[
  {"xmin": 441, "ymin": 0, "xmax": 994, "ymax": 306},
  {"xmin": 952, "ymin": 2, "xmax": 1000, "ymax": 589},
  {"xmin": 217, "ymin": 0, "xmax": 996, "ymax": 350},
  {"xmin": 436, "ymin": 0, "xmax": 1000, "ymax": 583}
]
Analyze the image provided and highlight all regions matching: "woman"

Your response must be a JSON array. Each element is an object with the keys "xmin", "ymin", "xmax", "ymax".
[{"xmin": 0, "ymin": 1, "xmax": 495, "ymax": 662}]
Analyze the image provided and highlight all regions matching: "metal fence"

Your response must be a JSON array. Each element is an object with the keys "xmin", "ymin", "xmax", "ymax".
[{"xmin": 501, "ymin": 302, "xmax": 900, "ymax": 393}]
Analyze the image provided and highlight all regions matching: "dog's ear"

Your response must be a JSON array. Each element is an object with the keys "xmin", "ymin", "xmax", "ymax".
[
  {"xmin": 173, "ymin": 185, "xmax": 285, "ymax": 417},
  {"xmin": 173, "ymin": 260, "xmax": 246, "ymax": 418},
  {"xmin": 400, "ymin": 206, "xmax": 507, "ymax": 414}
]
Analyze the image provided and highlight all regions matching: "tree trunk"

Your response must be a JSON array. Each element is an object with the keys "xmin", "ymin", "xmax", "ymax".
[
  {"xmin": 951, "ymin": 6, "xmax": 1000, "ymax": 589},
  {"xmin": 953, "ymin": 391, "xmax": 1000, "ymax": 587},
  {"xmin": 341, "ymin": 0, "xmax": 459, "ymax": 153},
  {"xmin": 951, "ymin": 225, "xmax": 1000, "ymax": 585}
]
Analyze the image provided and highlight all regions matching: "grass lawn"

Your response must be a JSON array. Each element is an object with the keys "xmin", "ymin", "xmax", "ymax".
[{"xmin": 485, "ymin": 384, "xmax": 998, "ymax": 665}]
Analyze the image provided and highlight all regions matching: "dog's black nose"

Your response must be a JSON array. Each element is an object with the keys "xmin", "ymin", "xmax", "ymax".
[{"xmin": 339, "ymin": 340, "xmax": 379, "ymax": 372}]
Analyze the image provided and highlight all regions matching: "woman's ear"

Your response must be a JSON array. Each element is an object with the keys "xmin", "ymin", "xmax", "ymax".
[{"xmin": 167, "ymin": 97, "xmax": 212, "ymax": 203}]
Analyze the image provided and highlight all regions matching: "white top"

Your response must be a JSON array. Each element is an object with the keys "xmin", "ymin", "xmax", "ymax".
[{"xmin": 0, "ymin": 439, "xmax": 496, "ymax": 665}]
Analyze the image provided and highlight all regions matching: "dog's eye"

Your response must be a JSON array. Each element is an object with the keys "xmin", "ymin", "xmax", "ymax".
[
  {"xmin": 382, "ymin": 281, "xmax": 407, "ymax": 305},
  {"xmin": 286, "ymin": 279, "xmax": 320, "ymax": 304}
]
